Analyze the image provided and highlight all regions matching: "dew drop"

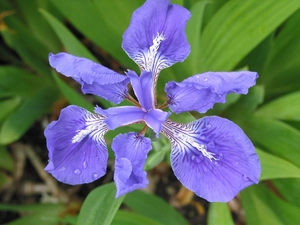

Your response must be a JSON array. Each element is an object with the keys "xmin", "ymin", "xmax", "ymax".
[
  {"xmin": 243, "ymin": 175, "xmax": 249, "ymax": 181},
  {"xmin": 214, "ymin": 161, "xmax": 222, "ymax": 167},
  {"xmin": 93, "ymin": 173, "xmax": 98, "ymax": 180},
  {"xmin": 191, "ymin": 154, "xmax": 203, "ymax": 163},
  {"xmin": 205, "ymin": 124, "xmax": 211, "ymax": 129},
  {"xmin": 204, "ymin": 78, "xmax": 208, "ymax": 82},
  {"xmin": 83, "ymin": 161, "xmax": 87, "ymax": 169},
  {"xmin": 216, "ymin": 153, "xmax": 223, "ymax": 160},
  {"xmin": 74, "ymin": 169, "xmax": 81, "ymax": 175},
  {"xmin": 58, "ymin": 167, "xmax": 65, "ymax": 172},
  {"xmin": 208, "ymin": 140, "xmax": 216, "ymax": 148}
]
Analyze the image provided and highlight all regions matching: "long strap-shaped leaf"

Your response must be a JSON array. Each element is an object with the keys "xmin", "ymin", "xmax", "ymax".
[{"xmin": 199, "ymin": 0, "xmax": 300, "ymax": 72}]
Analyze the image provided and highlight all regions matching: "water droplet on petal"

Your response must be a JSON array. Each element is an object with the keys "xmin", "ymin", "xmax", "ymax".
[
  {"xmin": 205, "ymin": 124, "xmax": 211, "ymax": 129},
  {"xmin": 83, "ymin": 161, "xmax": 87, "ymax": 169},
  {"xmin": 208, "ymin": 140, "xmax": 216, "ymax": 148},
  {"xmin": 214, "ymin": 161, "xmax": 222, "ymax": 167},
  {"xmin": 200, "ymin": 135, "xmax": 206, "ymax": 140},
  {"xmin": 74, "ymin": 169, "xmax": 81, "ymax": 175},
  {"xmin": 191, "ymin": 154, "xmax": 204, "ymax": 163},
  {"xmin": 216, "ymin": 153, "xmax": 223, "ymax": 160},
  {"xmin": 58, "ymin": 167, "xmax": 65, "ymax": 172},
  {"xmin": 204, "ymin": 78, "xmax": 208, "ymax": 82},
  {"xmin": 243, "ymin": 175, "xmax": 249, "ymax": 181},
  {"xmin": 93, "ymin": 173, "xmax": 98, "ymax": 180}
]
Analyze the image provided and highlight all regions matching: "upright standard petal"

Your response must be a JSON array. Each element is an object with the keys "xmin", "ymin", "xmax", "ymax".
[
  {"xmin": 49, "ymin": 52, "xmax": 130, "ymax": 104},
  {"xmin": 127, "ymin": 70, "xmax": 154, "ymax": 110},
  {"xmin": 166, "ymin": 71, "xmax": 258, "ymax": 114},
  {"xmin": 44, "ymin": 105, "xmax": 109, "ymax": 185},
  {"xmin": 161, "ymin": 117, "xmax": 261, "ymax": 202},
  {"xmin": 122, "ymin": 0, "xmax": 191, "ymax": 77},
  {"xmin": 112, "ymin": 132, "xmax": 152, "ymax": 197}
]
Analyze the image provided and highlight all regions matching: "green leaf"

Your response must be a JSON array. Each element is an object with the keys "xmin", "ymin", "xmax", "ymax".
[
  {"xmin": 124, "ymin": 191, "xmax": 189, "ymax": 225},
  {"xmin": 256, "ymin": 91, "xmax": 300, "ymax": 121},
  {"xmin": 0, "ymin": 145, "xmax": 14, "ymax": 171},
  {"xmin": 199, "ymin": 0, "xmax": 300, "ymax": 71},
  {"xmin": 1, "ymin": 16, "xmax": 51, "ymax": 75},
  {"xmin": 15, "ymin": 0, "xmax": 61, "ymax": 53},
  {"xmin": 77, "ymin": 183, "xmax": 124, "ymax": 225},
  {"xmin": 52, "ymin": 72, "xmax": 94, "ymax": 112},
  {"xmin": 262, "ymin": 10, "xmax": 300, "ymax": 96},
  {"xmin": 225, "ymin": 85, "xmax": 264, "ymax": 123},
  {"xmin": 0, "ymin": 97, "xmax": 21, "ymax": 121},
  {"xmin": 39, "ymin": 9, "xmax": 98, "ymax": 62},
  {"xmin": 0, "ymin": 203, "xmax": 63, "ymax": 213},
  {"xmin": 145, "ymin": 137, "xmax": 170, "ymax": 170},
  {"xmin": 256, "ymin": 148, "xmax": 300, "ymax": 180},
  {"xmin": 184, "ymin": 0, "xmax": 211, "ymax": 74},
  {"xmin": 0, "ymin": 203, "xmax": 64, "ymax": 225},
  {"xmin": 245, "ymin": 117, "xmax": 300, "ymax": 168},
  {"xmin": 207, "ymin": 203, "xmax": 234, "ymax": 225},
  {"xmin": 0, "ymin": 85, "xmax": 59, "ymax": 144},
  {"xmin": 50, "ymin": 0, "xmax": 135, "ymax": 69},
  {"xmin": 0, "ymin": 66, "xmax": 50, "ymax": 98},
  {"xmin": 241, "ymin": 184, "xmax": 300, "ymax": 225},
  {"xmin": 272, "ymin": 179, "xmax": 300, "ymax": 208},
  {"xmin": 93, "ymin": 0, "xmax": 144, "ymax": 37},
  {"xmin": 112, "ymin": 211, "xmax": 163, "ymax": 225}
]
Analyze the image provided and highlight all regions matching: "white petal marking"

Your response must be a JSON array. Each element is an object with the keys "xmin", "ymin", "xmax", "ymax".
[
  {"xmin": 162, "ymin": 120, "xmax": 219, "ymax": 162},
  {"xmin": 146, "ymin": 33, "xmax": 166, "ymax": 71},
  {"xmin": 72, "ymin": 114, "xmax": 108, "ymax": 143}
]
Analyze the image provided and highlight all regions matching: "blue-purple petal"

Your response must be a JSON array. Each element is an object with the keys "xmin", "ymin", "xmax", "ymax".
[
  {"xmin": 44, "ymin": 105, "xmax": 109, "ymax": 185},
  {"xmin": 166, "ymin": 71, "xmax": 258, "ymax": 113},
  {"xmin": 122, "ymin": 0, "xmax": 191, "ymax": 76},
  {"xmin": 144, "ymin": 109, "xmax": 170, "ymax": 136},
  {"xmin": 49, "ymin": 52, "xmax": 130, "ymax": 104},
  {"xmin": 161, "ymin": 117, "xmax": 261, "ymax": 202},
  {"xmin": 112, "ymin": 132, "xmax": 152, "ymax": 197},
  {"xmin": 127, "ymin": 70, "xmax": 154, "ymax": 110},
  {"xmin": 95, "ymin": 106, "xmax": 145, "ymax": 130}
]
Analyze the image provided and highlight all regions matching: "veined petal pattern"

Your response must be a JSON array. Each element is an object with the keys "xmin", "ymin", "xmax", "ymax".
[
  {"xmin": 161, "ymin": 117, "xmax": 260, "ymax": 202},
  {"xmin": 44, "ymin": 105, "xmax": 109, "ymax": 185},
  {"xmin": 49, "ymin": 52, "xmax": 130, "ymax": 104},
  {"xmin": 122, "ymin": 0, "xmax": 191, "ymax": 77},
  {"xmin": 112, "ymin": 132, "xmax": 152, "ymax": 197},
  {"xmin": 166, "ymin": 71, "xmax": 258, "ymax": 113}
]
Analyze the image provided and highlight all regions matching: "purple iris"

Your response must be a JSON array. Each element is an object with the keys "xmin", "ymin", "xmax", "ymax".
[{"xmin": 44, "ymin": 0, "xmax": 261, "ymax": 202}]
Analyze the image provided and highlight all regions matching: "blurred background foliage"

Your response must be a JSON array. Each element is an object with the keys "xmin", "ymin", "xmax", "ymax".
[{"xmin": 0, "ymin": 0, "xmax": 300, "ymax": 224}]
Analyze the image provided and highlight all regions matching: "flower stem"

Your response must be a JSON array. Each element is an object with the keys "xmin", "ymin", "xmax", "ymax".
[
  {"xmin": 139, "ymin": 125, "xmax": 148, "ymax": 135},
  {"xmin": 126, "ymin": 94, "xmax": 140, "ymax": 106},
  {"xmin": 159, "ymin": 101, "xmax": 169, "ymax": 110}
]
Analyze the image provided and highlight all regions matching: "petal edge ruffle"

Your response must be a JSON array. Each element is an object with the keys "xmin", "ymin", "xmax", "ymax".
[{"xmin": 165, "ymin": 71, "xmax": 258, "ymax": 113}]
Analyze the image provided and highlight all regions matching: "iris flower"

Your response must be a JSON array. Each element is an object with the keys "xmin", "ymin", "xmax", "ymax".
[{"xmin": 45, "ymin": 0, "xmax": 261, "ymax": 202}]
